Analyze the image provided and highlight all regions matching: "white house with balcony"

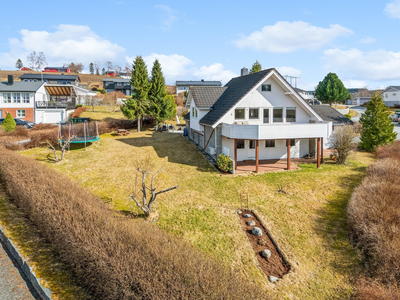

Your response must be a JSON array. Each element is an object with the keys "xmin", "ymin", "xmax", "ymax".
[
  {"xmin": 185, "ymin": 68, "xmax": 332, "ymax": 173},
  {"xmin": 382, "ymin": 86, "xmax": 400, "ymax": 107}
]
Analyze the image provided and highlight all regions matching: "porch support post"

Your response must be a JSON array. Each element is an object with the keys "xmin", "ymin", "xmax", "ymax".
[
  {"xmin": 256, "ymin": 140, "xmax": 259, "ymax": 173},
  {"xmin": 234, "ymin": 139, "xmax": 237, "ymax": 170},
  {"xmin": 320, "ymin": 137, "xmax": 324, "ymax": 164},
  {"xmin": 287, "ymin": 139, "xmax": 291, "ymax": 170},
  {"xmin": 317, "ymin": 138, "xmax": 321, "ymax": 169}
]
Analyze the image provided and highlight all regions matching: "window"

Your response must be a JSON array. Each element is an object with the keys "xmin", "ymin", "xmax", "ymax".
[
  {"xmin": 386, "ymin": 94, "xmax": 388, "ymax": 98},
  {"xmin": 67, "ymin": 81, "xmax": 71, "ymax": 84},
  {"xmin": 273, "ymin": 108, "xmax": 283, "ymax": 122},
  {"xmin": 3, "ymin": 93, "xmax": 11, "ymax": 103},
  {"xmin": 22, "ymin": 93, "xmax": 30, "ymax": 103},
  {"xmin": 287, "ymin": 139, "xmax": 295, "ymax": 147},
  {"xmin": 249, "ymin": 108, "xmax": 259, "ymax": 119},
  {"xmin": 24, "ymin": 79, "xmax": 28, "ymax": 82},
  {"xmin": 33, "ymin": 79, "xmax": 37, "ymax": 82},
  {"xmin": 195, "ymin": 109, "xmax": 198, "ymax": 117},
  {"xmin": 263, "ymin": 109, "xmax": 269, "ymax": 123},
  {"xmin": 117, "ymin": 82, "xmax": 122, "ymax": 86},
  {"xmin": 262, "ymin": 84, "xmax": 271, "ymax": 91},
  {"xmin": 265, "ymin": 140, "xmax": 275, "ymax": 147},
  {"xmin": 17, "ymin": 110, "xmax": 25, "ymax": 118},
  {"xmin": 179, "ymin": 86, "xmax": 184, "ymax": 90},
  {"xmin": 106, "ymin": 81, "xmax": 113, "ymax": 85},
  {"xmin": 192, "ymin": 108, "xmax": 195, "ymax": 117},
  {"xmin": 237, "ymin": 139, "xmax": 245, "ymax": 149},
  {"xmin": 286, "ymin": 107, "xmax": 296, "ymax": 122},
  {"xmin": 249, "ymin": 140, "xmax": 256, "ymax": 149},
  {"xmin": 125, "ymin": 82, "xmax": 130, "ymax": 85},
  {"xmin": 12, "ymin": 93, "xmax": 21, "ymax": 103},
  {"xmin": 43, "ymin": 79, "xmax": 48, "ymax": 82},
  {"xmin": 57, "ymin": 80, "xmax": 62, "ymax": 84},
  {"xmin": 235, "ymin": 108, "xmax": 245, "ymax": 119}
]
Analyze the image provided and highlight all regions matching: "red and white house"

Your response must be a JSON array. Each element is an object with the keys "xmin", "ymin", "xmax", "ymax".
[{"xmin": 44, "ymin": 67, "xmax": 71, "ymax": 73}]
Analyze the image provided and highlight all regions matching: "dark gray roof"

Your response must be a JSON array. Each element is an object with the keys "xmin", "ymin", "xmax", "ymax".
[
  {"xmin": 389, "ymin": 86, "xmax": 400, "ymax": 90},
  {"xmin": 200, "ymin": 69, "xmax": 273, "ymax": 126},
  {"xmin": 0, "ymin": 81, "xmax": 43, "ymax": 92},
  {"xmin": 310, "ymin": 105, "xmax": 353, "ymax": 125},
  {"xmin": 45, "ymin": 67, "xmax": 69, "ymax": 70},
  {"xmin": 19, "ymin": 74, "xmax": 79, "ymax": 80},
  {"xmin": 102, "ymin": 78, "xmax": 130, "ymax": 83},
  {"xmin": 191, "ymin": 86, "xmax": 227, "ymax": 108},
  {"xmin": 183, "ymin": 113, "xmax": 190, "ymax": 120},
  {"xmin": 176, "ymin": 80, "xmax": 222, "ymax": 86}
]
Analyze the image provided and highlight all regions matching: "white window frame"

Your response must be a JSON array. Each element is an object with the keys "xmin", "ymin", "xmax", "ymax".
[
  {"xmin": 286, "ymin": 107, "xmax": 296, "ymax": 122},
  {"xmin": 249, "ymin": 108, "xmax": 259, "ymax": 119},
  {"xmin": 263, "ymin": 108, "xmax": 270, "ymax": 124},
  {"xmin": 17, "ymin": 110, "xmax": 26, "ymax": 118},
  {"xmin": 265, "ymin": 140, "xmax": 275, "ymax": 148},
  {"xmin": 262, "ymin": 84, "xmax": 271, "ymax": 92},
  {"xmin": 273, "ymin": 108, "xmax": 283, "ymax": 123},
  {"xmin": 13, "ymin": 93, "xmax": 21, "ymax": 103},
  {"xmin": 3, "ymin": 93, "xmax": 11, "ymax": 103},
  {"xmin": 237, "ymin": 139, "xmax": 245, "ymax": 149},
  {"xmin": 235, "ymin": 108, "xmax": 245, "ymax": 120},
  {"xmin": 22, "ymin": 93, "xmax": 30, "ymax": 103}
]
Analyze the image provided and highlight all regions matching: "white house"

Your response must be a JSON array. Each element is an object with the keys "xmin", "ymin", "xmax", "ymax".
[
  {"xmin": 185, "ymin": 68, "xmax": 332, "ymax": 173},
  {"xmin": 176, "ymin": 80, "xmax": 222, "ymax": 95},
  {"xmin": 382, "ymin": 86, "xmax": 400, "ymax": 107},
  {"xmin": 352, "ymin": 97, "xmax": 370, "ymax": 106}
]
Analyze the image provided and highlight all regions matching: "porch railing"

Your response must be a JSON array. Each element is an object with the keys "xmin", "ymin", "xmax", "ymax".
[{"xmin": 36, "ymin": 101, "xmax": 76, "ymax": 109}]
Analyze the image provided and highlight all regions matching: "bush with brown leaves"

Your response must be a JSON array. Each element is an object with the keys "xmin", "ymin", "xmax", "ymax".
[{"xmin": 356, "ymin": 277, "xmax": 400, "ymax": 300}]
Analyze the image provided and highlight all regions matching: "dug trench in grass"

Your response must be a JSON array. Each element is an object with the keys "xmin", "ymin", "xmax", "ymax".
[{"xmin": 0, "ymin": 146, "xmax": 270, "ymax": 300}]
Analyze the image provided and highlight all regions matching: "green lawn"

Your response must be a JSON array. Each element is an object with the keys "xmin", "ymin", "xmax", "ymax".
[{"xmin": 21, "ymin": 132, "xmax": 375, "ymax": 299}]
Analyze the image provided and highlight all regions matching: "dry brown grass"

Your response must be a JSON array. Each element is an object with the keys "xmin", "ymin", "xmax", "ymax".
[
  {"xmin": 376, "ymin": 140, "xmax": 400, "ymax": 161},
  {"xmin": 0, "ymin": 146, "xmax": 268, "ymax": 300},
  {"xmin": 355, "ymin": 277, "xmax": 400, "ymax": 300},
  {"xmin": 71, "ymin": 106, "xmax": 86, "ymax": 118}
]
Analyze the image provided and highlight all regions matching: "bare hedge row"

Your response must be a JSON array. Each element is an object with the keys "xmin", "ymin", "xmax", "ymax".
[
  {"xmin": 0, "ymin": 147, "xmax": 268, "ymax": 299},
  {"xmin": 347, "ymin": 141, "xmax": 400, "ymax": 284}
]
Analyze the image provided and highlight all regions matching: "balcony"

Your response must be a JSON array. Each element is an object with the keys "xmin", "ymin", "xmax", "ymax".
[
  {"xmin": 36, "ymin": 101, "xmax": 76, "ymax": 110},
  {"xmin": 221, "ymin": 122, "xmax": 332, "ymax": 140}
]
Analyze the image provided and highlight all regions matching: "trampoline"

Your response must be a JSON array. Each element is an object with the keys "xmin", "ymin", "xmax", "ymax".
[{"xmin": 58, "ymin": 120, "xmax": 100, "ymax": 150}]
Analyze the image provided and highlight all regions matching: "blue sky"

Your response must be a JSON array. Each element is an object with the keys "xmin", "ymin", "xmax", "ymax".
[{"xmin": 1, "ymin": 0, "xmax": 400, "ymax": 90}]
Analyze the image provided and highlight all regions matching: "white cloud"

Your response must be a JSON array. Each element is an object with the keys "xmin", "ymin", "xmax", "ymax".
[
  {"xmin": 154, "ymin": 5, "xmax": 179, "ymax": 30},
  {"xmin": 233, "ymin": 21, "xmax": 353, "ymax": 53},
  {"xmin": 277, "ymin": 66, "xmax": 302, "ymax": 77},
  {"xmin": 193, "ymin": 63, "xmax": 237, "ymax": 83},
  {"xmin": 0, "ymin": 24, "xmax": 125, "ymax": 70},
  {"xmin": 360, "ymin": 37, "xmax": 376, "ymax": 44},
  {"xmin": 342, "ymin": 79, "xmax": 368, "ymax": 88},
  {"xmin": 323, "ymin": 48, "xmax": 400, "ymax": 81},
  {"xmin": 384, "ymin": 0, "xmax": 400, "ymax": 18}
]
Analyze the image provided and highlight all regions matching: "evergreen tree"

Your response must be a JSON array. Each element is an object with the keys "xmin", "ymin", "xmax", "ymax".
[
  {"xmin": 15, "ymin": 59, "xmax": 23, "ymax": 70},
  {"xmin": 315, "ymin": 73, "xmax": 350, "ymax": 106},
  {"xmin": 102, "ymin": 68, "xmax": 106, "ymax": 75},
  {"xmin": 89, "ymin": 62, "xmax": 94, "ymax": 74},
  {"xmin": 249, "ymin": 60, "xmax": 262, "ymax": 74},
  {"xmin": 120, "ymin": 56, "xmax": 151, "ymax": 132},
  {"xmin": 359, "ymin": 93, "xmax": 397, "ymax": 151},
  {"xmin": 1, "ymin": 113, "xmax": 16, "ymax": 132}
]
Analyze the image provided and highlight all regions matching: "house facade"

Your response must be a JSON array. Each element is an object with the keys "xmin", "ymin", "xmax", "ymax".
[
  {"xmin": 44, "ymin": 67, "xmax": 71, "ymax": 73},
  {"xmin": 176, "ymin": 80, "xmax": 222, "ymax": 95},
  {"xmin": 382, "ymin": 86, "xmax": 400, "ymax": 107},
  {"xmin": 19, "ymin": 74, "xmax": 80, "ymax": 86},
  {"xmin": 185, "ymin": 69, "xmax": 332, "ymax": 173},
  {"xmin": 102, "ymin": 79, "xmax": 132, "ymax": 95}
]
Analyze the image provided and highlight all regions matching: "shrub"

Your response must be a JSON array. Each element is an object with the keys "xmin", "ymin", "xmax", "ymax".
[
  {"xmin": 76, "ymin": 104, "xmax": 83, "ymax": 107},
  {"xmin": 344, "ymin": 114, "xmax": 352, "ymax": 120},
  {"xmin": 217, "ymin": 153, "xmax": 233, "ymax": 172},
  {"xmin": 355, "ymin": 277, "xmax": 400, "ymax": 300},
  {"xmin": 330, "ymin": 125, "xmax": 357, "ymax": 164},
  {"xmin": 353, "ymin": 121, "xmax": 362, "ymax": 134},
  {"xmin": 376, "ymin": 140, "xmax": 400, "ymax": 161},
  {"xmin": 0, "ymin": 148, "xmax": 268, "ymax": 299},
  {"xmin": 71, "ymin": 107, "xmax": 87, "ymax": 118},
  {"xmin": 1, "ymin": 113, "xmax": 16, "ymax": 132}
]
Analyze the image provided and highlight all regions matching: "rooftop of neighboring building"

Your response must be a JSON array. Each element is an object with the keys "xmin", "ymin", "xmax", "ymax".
[
  {"xmin": 19, "ymin": 73, "xmax": 79, "ymax": 81},
  {"xmin": 0, "ymin": 80, "xmax": 43, "ymax": 92},
  {"xmin": 310, "ymin": 105, "xmax": 353, "ymax": 125},
  {"xmin": 176, "ymin": 80, "xmax": 222, "ymax": 86}
]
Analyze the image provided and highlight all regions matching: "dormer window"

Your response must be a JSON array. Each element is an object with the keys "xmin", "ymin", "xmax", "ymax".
[
  {"xmin": 262, "ymin": 84, "xmax": 271, "ymax": 92},
  {"xmin": 235, "ymin": 108, "xmax": 245, "ymax": 119}
]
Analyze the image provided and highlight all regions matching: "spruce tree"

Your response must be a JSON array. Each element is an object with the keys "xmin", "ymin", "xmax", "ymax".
[
  {"xmin": 121, "ymin": 56, "xmax": 151, "ymax": 132},
  {"xmin": 102, "ymin": 68, "xmax": 106, "ymax": 75},
  {"xmin": 315, "ymin": 73, "xmax": 350, "ymax": 106},
  {"xmin": 15, "ymin": 59, "xmax": 23, "ymax": 70},
  {"xmin": 249, "ymin": 60, "xmax": 262, "ymax": 74},
  {"xmin": 359, "ymin": 93, "xmax": 397, "ymax": 151},
  {"xmin": 1, "ymin": 113, "xmax": 16, "ymax": 132},
  {"xmin": 89, "ymin": 62, "xmax": 94, "ymax": 74}
]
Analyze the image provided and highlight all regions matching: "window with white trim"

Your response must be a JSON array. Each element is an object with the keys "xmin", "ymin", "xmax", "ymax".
[
  {"xmin": 195, "ymin": 109, "xmax": 198, "ymax": 117},
  {"xmin": 17, "ymin": 110, "xmax": 25, "ymax": 118},
  {"xmin": 249, "ymin": 108, "xmax": 259, "ymax": 119},
  {"xmin": 265, "ymin": 140, "xmax": 275, "ymax": 147},
  {"xmin": 263, "ymin": 109, "xmax": 269, "ymax": 123},
  {"xmin": 22, "ymin": 93, "xmax": 30, "ymax": 103},
  {"xmin": 3, "ymin": 93, "xmax": 11, "ymax": 103},
  {"xmin": 13, "ymin": 93, "xmax": 21, "ymax": 103},
  {"xmin": 262, "ymin": 84, "xmax": 271, "ymax": 91},
  {"xmin": 273, "ymin": 108, "xmax": 283, "ymax": 122},
  {"xmin": 286, "ymin": 107, "xmax": 296, "ymax": 122},
  {"xmin": 237, "ymin": 139, "xmax": 245, "ymax": 149},
  {"xmin": 235, "ymin": 108, "xmax": 245, "ymax": 119},
  {"xmin": 249, "ymin": 140, "xmax": 256, "ymax": 149}
]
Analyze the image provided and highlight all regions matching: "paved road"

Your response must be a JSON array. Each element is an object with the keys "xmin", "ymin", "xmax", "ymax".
[{"xmin": 0, "ymin": 241, "xmax": 37, "ymax": 300}]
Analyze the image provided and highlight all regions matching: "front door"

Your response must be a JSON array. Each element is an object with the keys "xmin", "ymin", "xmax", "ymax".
[{"xmin": 248, "ymin": 140, "xmax": 256, "ymax": 159}]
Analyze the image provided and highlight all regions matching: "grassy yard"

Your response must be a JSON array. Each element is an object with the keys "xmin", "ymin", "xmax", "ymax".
[
  {"xmin": 80, "ymin": 106, "xmax": 127, "ymax": 121},
  {"xmin": 21, "ymin": 132, "xmax": 375, "ymax": 299},
  {"xmin": 348, "ymin": 109, "xmax": 359, "ymax": 118}
]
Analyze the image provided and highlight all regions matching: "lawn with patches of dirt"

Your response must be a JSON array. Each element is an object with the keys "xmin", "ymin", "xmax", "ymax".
[{"xmin": 21, "ymin": 131, "xmax": 375, "ymax": 299}]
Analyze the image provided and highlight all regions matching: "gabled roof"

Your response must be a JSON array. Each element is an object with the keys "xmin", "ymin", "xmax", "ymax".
[
  {"xmin": 191, "ymin": 86, "xmax": 227, "ymax": 108},
  {"xmin": 102, "ymin": 78, "xmax": 130, "ymax": 83},
  {"xmin": 20, "ymin": 74, "xmax": 79, "ymax": 81},
  {"xmin": 176, "ymin": 80, "xmax": 222, "ymax": 86},
  {"xmin": 199, "ymin": 69, "xmax": 273, "ymax": 126},
  {"xmin": 310, "ymin": 105, "xmax": 352, "ymax": 125},
  {"xmin": 382, "ymin": 86, "xmax": 400, "ymax": 93},
  {"xmin": 0, "ymin": 81, "xmax": 43, "ymax": 92}
]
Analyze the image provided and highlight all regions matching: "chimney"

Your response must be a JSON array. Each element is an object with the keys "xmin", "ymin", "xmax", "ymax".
[
  {"xmin": 7, "ymin": 75, "xmax": 13, "ymax": 85},
  {"xmin": 201, "ymin": 79, "xmax": 204, "ymax": 82},
  {"xmin": 241, "ymin": 67, "xmax": 248, "ymax": 76}
]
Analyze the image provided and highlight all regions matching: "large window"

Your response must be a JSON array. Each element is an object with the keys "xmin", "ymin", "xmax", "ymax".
[
  {"xmin": 286, "ymin": 107, "xmax": 296, "ymax": 122},
  {"xmin": 249, "ymin": 108, "xmax": 259, "ymax": 119},
  {"xmin": 3, "ymin": 93, "xmax": 11, "ymax": 103},
  {"xmin": 235, "ymin": 108, "xmax": 245, "ymax": 119},
  {"xmin": 13, "ymin": 93, "xmax": 21, "ymax": 103},
  {"xmin": 249, "ymin": 140, "xmax": 256, "ymax": 149},
  {"xmin": 263, "ymin": 109, "xmax": 269, "ymax": 123},
  {"xmin": 117, "ymin": 82, "xmax": 122, "ymax": 86},
  {"xmin": 262, "ymin": 84, "xmax": 271, "ymax": 91},
  {"xmin": 237, "ymin": 139, "xmax": 245, "ymax": 149},
  {"xmin": 273, "ymin": 108, "xmax": 283, "ymax": 122},
  {"xmin": 17, "ymin": 110, "xmax": 25, "ymax": 118},
  {"xmin": 265, "ymin": 140, "xmax": 275, "ymax": 147},
  {"xmin": 22, "ymin": 93, "xmax": 30, "ymax": 103},
  {"xmin": 195, "ymin": 109, "xmax": 198, "ymax": 117}
]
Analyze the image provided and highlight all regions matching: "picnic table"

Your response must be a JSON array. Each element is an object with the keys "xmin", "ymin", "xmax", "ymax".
[{"xmin": 115, "ymin": 129, "xmax": 130, "ymax": 136}]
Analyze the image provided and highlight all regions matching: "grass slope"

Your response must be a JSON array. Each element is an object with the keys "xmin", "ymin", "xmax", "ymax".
[{"xmin": 21, "ymin": 131, "xmax": 375, "ymax": 299}]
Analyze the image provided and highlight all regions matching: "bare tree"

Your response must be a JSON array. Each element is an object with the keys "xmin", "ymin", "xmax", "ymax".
[
  {"xmin": 27, "ymin": 51, "xmax": 36, "ymax": 69},
  {"xmin": 85, "ymin": 94, "xmax": 103, "ymax": 111},
  {"xmin": 115, "ymin": 65, "xmax": 122, "ymax": 76},
  {"xmin": 330, "ymin": 125, "xmax": 358, "ymax": 164},
  {"xmin": 351, "ymin": 87, "xmax": 372, "ymax": 99},
  {"xmin": 41, "ymin": 138, "xmax": 72, "ymax": 162},
  {"xmin": 103, "ymin": 91, "xmax": 125, "ymax": 112},
  {"xmin": 124, "ymin": 63, "xmax": 132, "ymax": 76},
  {"xmin": 94, "ymin": 61, "xmax": 100, "ymax": 75},
  {"xmin": 105, "ymin": 61, "xmax": 113, "ymax": 72},
  {"xmin": 65, "ymin": 62, "xmax": 84, "ymax": 73},
  {"xmin": 35, "ymin": 52, "xmax": 47, "ymax": 71},
  {"xmin": 128, "ymin": 158, "xmax": 178, "ymax": 217}
]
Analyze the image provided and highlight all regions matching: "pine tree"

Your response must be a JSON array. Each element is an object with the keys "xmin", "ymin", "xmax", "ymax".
[
  {"xmin": 89, "ymin": 62, "xmax": 94, "ymax": 74},
  {"xmin": 15, "ymin": 59, "xmax": 23, "ymax": 70},
  {"xmin": 1, "ymin": 113, "xmax": 16, "ymax": 132},
  {"xmin": 249, "ymin": 60, "xmax": 262, "ymax": 74},
  {"xmin": 120, "ymin": 56, "xmax": 151, "ymax": 132},
  {"xmin": 359, "ymin": 93, "xmax": 397, "ymax": 151},
  {"xmin": 102, "ymin": 68, "xmax": 106, "ymax": 75},
  {"xmin": 315, "ymin": 73, "xmax": 350, "ymax": 106}
]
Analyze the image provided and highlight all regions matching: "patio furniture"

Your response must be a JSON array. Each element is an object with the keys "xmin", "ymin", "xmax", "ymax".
[{"xmin": 115, "ymin": 129, "xmax": 130, "ymax": 136}]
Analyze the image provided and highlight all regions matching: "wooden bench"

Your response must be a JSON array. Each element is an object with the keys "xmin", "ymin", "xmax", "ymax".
[{"xmin": 115, "ymin": 129, "xmax": 130, "ymax": 136}]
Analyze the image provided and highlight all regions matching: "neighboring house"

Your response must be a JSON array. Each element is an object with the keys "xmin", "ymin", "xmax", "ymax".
[
  {"xmin": 19, "ymin": 74, "xmax": 80, "ymax": 86},
  {"xmin": 351, "ymin": 97, "xmax": 370, "ymax": 106},
  {"xmin": 310, "ymin": 105, "xmax": 352, "ymax": 130},
  {"xmin": 382, "ymin": 86, "xmax": 400, "ymax": 107},
  {"xmin": 119, "ymin": 72, "xmax": 130, "ymax": 79},
  {"xmin": 294, "ymin": 87, "xmax": 314, "ymax": 101},
  {"xmin": 102, "ymin": 79, "xmax": 132, "ymax": 96},
  {"xmin": 74, "ymin": 86, "xmax": 97, "ymax": 105},
  {"xmin": 185, "ymin": 68, "xmax": 332, "ymax": 173},
  {"xmin": 176, "ymin": 80, "xmax": 222, "ymax": 95},
  {"xmin": 44, "ymin": 66, "xmax": 71, "ymax": 73},
  {"xmin": 106, "ymin": 71, "xmax": 116, "ymax": 77},
  {"xmin": 20, "ymin": 67, "xmax": 34, "ymax": 71},
  {"xmin": 0, "ymin": 75, "xmax": 77, "ymax": 124}
]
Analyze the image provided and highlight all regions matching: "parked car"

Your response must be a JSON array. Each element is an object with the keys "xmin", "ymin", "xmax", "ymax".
[{"xmin": 0, "ymin": 118, "xmax": 34, "ymax": 129}]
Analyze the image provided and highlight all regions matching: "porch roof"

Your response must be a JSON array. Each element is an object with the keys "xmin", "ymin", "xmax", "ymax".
[{"xmin": 45, "ymin": 85, "xmax": 77, "ymax": 97}]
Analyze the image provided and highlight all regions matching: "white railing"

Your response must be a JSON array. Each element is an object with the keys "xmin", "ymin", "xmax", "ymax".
[{"xmin": 221, "ymin": 122, "xmax": 332, "ymax": 140}]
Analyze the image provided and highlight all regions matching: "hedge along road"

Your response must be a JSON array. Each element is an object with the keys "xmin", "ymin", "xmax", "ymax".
[{"xmin": 0, "ymin": 241, "xmax": 38, "ymax": 300}]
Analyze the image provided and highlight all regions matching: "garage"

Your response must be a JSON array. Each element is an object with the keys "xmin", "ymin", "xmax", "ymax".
[{"xmin": 35, "ymin": 110, "xmax": 64, "ymax": 124}]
